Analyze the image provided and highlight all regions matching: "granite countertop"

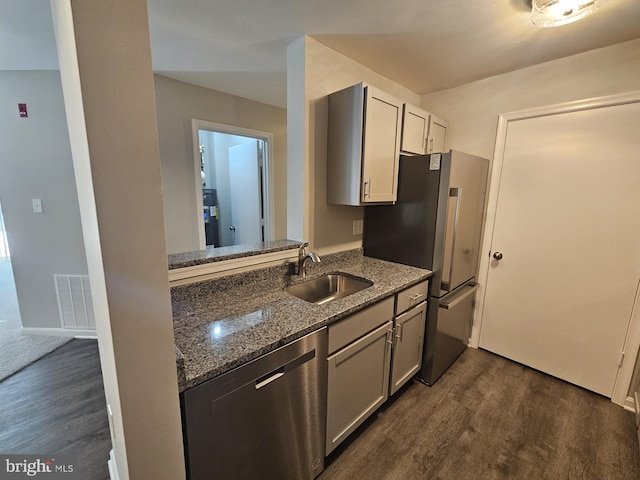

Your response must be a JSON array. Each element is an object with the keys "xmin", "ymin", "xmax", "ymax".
[
  {"xmin": 171, "ymin": 249, "xmax": 432, "ymax": 392},
  {"xmin": 168, "ymin": 239, "xmax": 302, "ymax": 269}
]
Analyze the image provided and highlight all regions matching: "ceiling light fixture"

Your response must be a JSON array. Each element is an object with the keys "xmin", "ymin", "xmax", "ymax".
[{"xmin": 531, "ymin": 0, "xmax": 608, "ymax": 28}]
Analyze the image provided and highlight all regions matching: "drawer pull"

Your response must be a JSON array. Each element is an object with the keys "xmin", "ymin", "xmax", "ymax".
[{"xmin": 409, "ymin": 293, "xmax": 424, "ymax": 303}]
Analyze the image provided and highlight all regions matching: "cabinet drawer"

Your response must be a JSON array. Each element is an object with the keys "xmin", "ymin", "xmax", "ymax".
[
  {"xmin": 395, "ymin": 280, "xmax": 429, "ymax": 315},
  {"xmin": 328, "ymin": 297, "xmax": 394, "ymax": 355}
]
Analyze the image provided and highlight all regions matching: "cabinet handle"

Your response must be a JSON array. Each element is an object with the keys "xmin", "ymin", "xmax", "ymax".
[
  {"xmin": 395, "ymin": 323, "xmax": 403, "ymax": 344},
  {"xmin": 409, "ymin": 293, "xmax": 423, "ymax": 304},
  {"xmin": 386, "ymin": 329, "xmax": 394, "ymax": 346},
  {"xmin": 429, "ymin": 137, "xmax": 434, "ymax": 153},
  {"xmin": 363, "ymin": 178, "xmax": 371, "ymax": 198}
]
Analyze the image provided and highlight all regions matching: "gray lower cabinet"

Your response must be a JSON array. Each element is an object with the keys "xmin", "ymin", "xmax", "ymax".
[
  {"xmin": 326, "ymin": 298, "xmax": 394, "ymax": 455},
  {"xmin": 325, "ymin": 287, "xmax": 429, "ymax": 455},
  {"xmin": 390, "ymin": 301, "xmax": 427, "ymax": 395}
]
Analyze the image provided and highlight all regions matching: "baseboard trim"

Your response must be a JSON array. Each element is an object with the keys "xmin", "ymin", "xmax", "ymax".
[
  {"xmin": 108, "ymin": 449, "xmax": 120, "ymax": 480},
  {"xmin": 623, "ymin": 395, "xmax": 636, "ymax": 414},
  {"xmin": 21, "ymin": 326, "xmax": 97, "ymax": 339}
]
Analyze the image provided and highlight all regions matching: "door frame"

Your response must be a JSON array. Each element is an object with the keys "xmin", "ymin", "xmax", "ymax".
[
  {"xmin": 473, "ymin": 90, "xmax": 640, "ymax": 408},
  {"xmin": 191, "ymin": 119, "xmax": 274, "ymax": 250}
]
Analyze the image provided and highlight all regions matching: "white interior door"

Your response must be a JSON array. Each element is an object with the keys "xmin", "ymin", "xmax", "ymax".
[
  {"xmin": 479, "ymin": 101, "xmax": 640, "ymax": 397},
  {"xmin": 228, "ymin": 142, "xmax": 262, "ymax": 245}
]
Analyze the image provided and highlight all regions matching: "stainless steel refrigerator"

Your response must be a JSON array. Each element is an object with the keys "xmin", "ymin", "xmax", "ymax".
[{"xmin": 363, "ymin": 150, "xmax": 489, "ymax": 385}]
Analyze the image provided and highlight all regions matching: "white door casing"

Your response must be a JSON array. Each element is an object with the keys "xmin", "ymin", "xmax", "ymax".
[
  {"xmin": 474, "ymin": 91, "xmax": 640, "ymax": 407},
  {"xmin": 190, "ymin": 119, "xmax": 274, "ymax": 250}
]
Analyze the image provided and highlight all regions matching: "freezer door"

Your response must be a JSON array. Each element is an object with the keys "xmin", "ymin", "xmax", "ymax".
[
  {"xmin": 420, "ymin": 282, "xmax": 478, "ymax": 385},
  {"xmin": 439, "ymin": 151, "xmax": 488, "ymax": 295}
]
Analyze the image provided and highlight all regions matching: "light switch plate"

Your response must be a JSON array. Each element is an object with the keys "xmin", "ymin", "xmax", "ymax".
[
  {"xmin": 352, "ymin": 219, "xmax": 363, "ymax": 235},
  {"xmin": 32, "ymin": 198, "xmax": 43, "ymax": 214}
]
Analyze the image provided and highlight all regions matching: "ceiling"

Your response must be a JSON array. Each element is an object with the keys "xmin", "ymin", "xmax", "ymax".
[{"xmin": 2, "ymin": 0, "xmax": 640, "ymax": 108}]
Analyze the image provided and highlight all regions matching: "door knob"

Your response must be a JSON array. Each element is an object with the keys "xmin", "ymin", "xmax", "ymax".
[{"xmin": 493, "ymin": 252, "xmax": 503, "ymax": 261}]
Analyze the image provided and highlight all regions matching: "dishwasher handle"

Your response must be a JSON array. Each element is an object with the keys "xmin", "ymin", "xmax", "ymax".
[
  {"xmin": 254, "ymin": 349, "xmax": 315, "ymax": 390},
  {"xmin": 255, "ymin": 367, "xmax": 285, "ymax": 389}
]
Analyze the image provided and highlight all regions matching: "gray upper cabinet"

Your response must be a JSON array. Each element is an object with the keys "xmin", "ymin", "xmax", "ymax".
[
  {"xmin": 401, "ymin": 103, "xmax": 430, "ymax": 154},
  {"xmin": 400, "ymin": 103, "xmax": 449, "ymax": 155},
  {"xmin": 428, "ymin": 113, "xmax": 449, "ymax": 154},
  {"xmin": 327, "ymin": 83, "xmax": 402, "ymax": 205}
]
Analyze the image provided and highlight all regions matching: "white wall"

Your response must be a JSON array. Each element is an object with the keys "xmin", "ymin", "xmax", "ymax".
[
  {"xmin": 420, "ymin": 38, "xmax": 640, "ymax": 160},
  {"xmin": 288, "ymin": 36, "xmax": 421, "ymax": 250},
  {"xmin": 154, "ymin": 75, "xmax": 288, "ymax": 254},
  {"xmin": 0, "ymin": 70, "xmax": 88, "ymax": 329},
  {"xmin": 419, "ymin": 38, "xmax": 640, "ymax": 397}
]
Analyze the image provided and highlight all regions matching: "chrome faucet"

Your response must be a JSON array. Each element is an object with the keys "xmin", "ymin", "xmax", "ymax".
[{"xmin": 298, "ymin": 242, "xmax": 321, "ymax": 278}]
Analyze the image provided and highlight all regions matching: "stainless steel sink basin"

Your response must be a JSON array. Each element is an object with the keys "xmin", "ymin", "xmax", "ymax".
[{"xmin": 285, "ymin": 273, "xmax": 372, "ymax": 305}]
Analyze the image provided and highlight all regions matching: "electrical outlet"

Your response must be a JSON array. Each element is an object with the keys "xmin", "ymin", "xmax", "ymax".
[{"xmin": 352, "ymin": 219, "xmax": 363, "ymax": 235}]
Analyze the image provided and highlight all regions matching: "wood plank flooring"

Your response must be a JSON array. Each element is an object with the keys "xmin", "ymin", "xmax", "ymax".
[
  {"xmin": 320, "ymin": 348, "xmax": 640, "ymax": 480},
  {"xmin": 0, "ymin": 339, "xmax": 111, "ymax": 480},
  {"xmin": 2, "ymin": 340, "xmax": 638, "ymax": 480}
]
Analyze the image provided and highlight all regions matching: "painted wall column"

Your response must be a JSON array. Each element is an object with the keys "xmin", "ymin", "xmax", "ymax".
[{"xmin": 50, "ymin": 0, "xmax": 186, "ymax": 478}]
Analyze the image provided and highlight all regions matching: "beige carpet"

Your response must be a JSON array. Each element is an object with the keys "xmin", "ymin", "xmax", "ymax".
[{"xmin": 0, "ymin": 260, "xmax": 72, "ymax": 381}]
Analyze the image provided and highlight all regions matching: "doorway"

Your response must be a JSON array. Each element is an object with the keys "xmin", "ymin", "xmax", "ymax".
[
  {"xmin": 476, "ymin": 93, "xmax": 640, "ymax": 406},
  {"xmin": 193, "ymin": 120, "xmax": 273, "ymax": 249}
]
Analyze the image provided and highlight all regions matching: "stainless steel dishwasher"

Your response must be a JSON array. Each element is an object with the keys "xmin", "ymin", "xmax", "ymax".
[{"xmin": 181, "ymin": 328, "xmax": 328, "ymax": 480}]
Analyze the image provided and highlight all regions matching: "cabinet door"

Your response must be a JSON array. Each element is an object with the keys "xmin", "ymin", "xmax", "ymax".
[
  {"xmin": 390, "ymin": 302, "xmax": 427, "ymax": 395},
  {"xmin": 401, "ymin": 104, "xmax": 429, "ymax": 154},
  {"xmin": 361, "ymin": 86, "xmax": 402, "ymax": 203},
  {"xmin": 326, "ymin": 320, "xmax": 393, "ymax": 455},
  {"xmin": 427, "ymin": 114, "xmax": 448, "ymax": 154}
]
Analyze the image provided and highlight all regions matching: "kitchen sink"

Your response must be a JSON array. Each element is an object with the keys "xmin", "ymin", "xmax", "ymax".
[{"xmin": 285, "ymin": 273, "xmax": 372, "ymax": 305}]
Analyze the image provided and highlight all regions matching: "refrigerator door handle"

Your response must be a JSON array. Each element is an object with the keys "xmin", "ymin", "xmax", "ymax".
[
  {"xmin": 439, "ymin": 282, "xmax": 478, "ymax": 310},
  {"xmin": 445, "ymin": 187, "xmax": 462, "ymax": 290}
]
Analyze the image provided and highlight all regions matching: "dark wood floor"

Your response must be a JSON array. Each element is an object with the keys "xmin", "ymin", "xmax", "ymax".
[
  {"xmin": 320, "ymin": 348, "xmax": 640, "ymax": 480},
  {"xmin": 0, "ymin": 339, "xmax": 111, "ymax": 480},
  {"xmin": 2, "ymin": 340, "xmax": 638, "ymax": 480}
]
